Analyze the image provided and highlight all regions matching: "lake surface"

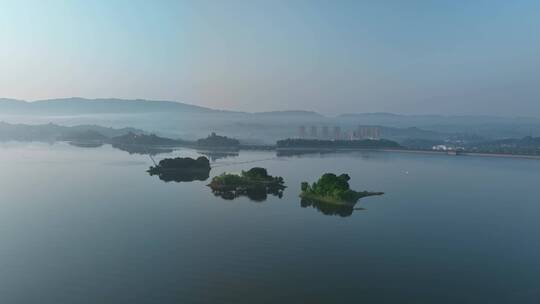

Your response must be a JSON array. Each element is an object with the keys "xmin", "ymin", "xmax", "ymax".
[{"xmin": 0, "ymin": 142, "xmax": 539, "ymax": 303}]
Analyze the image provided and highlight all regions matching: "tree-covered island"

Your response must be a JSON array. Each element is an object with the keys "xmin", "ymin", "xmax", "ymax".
[
  {"xmin": 300, "ymin": 173, "xmax": 383, "ymax": 205},
  {"xmin": 208, "ymin": 167, "xmax": 285, "ymax": 201},
  {"xmin": 197, "ymin": 132, "xmax": 240, "ymax": 148},
  {"xmin": 148, "ymin": 156, "xmax": 211, "ymax": 182}
]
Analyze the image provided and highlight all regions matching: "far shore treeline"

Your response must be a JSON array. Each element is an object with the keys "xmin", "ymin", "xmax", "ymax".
[
  {"xmin": 1, "ymin": 121, "xmax": 540, "ymax": 157},
  {"xmin": 276, "ymin": 138, "xmax": 401, "ymax": 149}
]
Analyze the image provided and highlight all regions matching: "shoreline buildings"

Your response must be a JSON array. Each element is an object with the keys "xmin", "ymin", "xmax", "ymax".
[{"xmin": 298, "ymin": 125, "xmax": 381, "ymax": 140}]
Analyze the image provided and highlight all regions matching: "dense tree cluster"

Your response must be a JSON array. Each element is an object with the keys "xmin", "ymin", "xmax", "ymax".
[
  {"xmin": 301, "ymin": 173, "xmax": 362, "ymax": 203},
  {"xmin": 157, "ymin": 156, "xmax": 210, "ymax": 169},
  {"xmin": 209, "ymin": 167, "xmax": 284, "ymax": 189},
  {"xmin": 208, "ymin": 167, "xmax": 285, "ymax": 201},
  {"xmin": 148, "ymin": 156, "xmax": 210, "ymax": 173},
  {"xmin": 197, "ymin": 133, "xmax": 240, "ymax": 147},
  {"xmin": 148, "ymin": 156, "xmax": 211, "ymax": 182},
  {"xmin": 301, "ymin": 173, "xmax": 383, "ymax": 204}
]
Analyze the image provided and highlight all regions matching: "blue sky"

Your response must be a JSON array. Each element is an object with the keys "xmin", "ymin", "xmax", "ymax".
[{"xmin": 1, "ymin": 0, "xmax": 539, "ymax": 116}]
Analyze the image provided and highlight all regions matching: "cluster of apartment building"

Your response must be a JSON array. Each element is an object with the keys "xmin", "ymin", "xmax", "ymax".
[{"xmin": 298, "ymin": 125, "xmax": 381, "ymax": 140}]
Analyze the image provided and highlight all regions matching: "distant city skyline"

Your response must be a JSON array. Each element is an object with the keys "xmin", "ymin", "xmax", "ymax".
[{"xmin": 1, "ymin": 0, "xmax": 540, "ymax": 116}]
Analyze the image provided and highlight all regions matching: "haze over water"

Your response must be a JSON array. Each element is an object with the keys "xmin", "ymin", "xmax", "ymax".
[
  {"xmin": 0, "ymin": 142, "xmax": 538, "ymax": 303},
  {"xmin": 2, "ymin": 0, "xmax": 540, "ymax": 302}
]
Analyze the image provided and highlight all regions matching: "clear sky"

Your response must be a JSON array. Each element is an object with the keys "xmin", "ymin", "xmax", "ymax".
[{"xmin": 1, "ymin": 0, "xmax": 539, "ymax": 116}]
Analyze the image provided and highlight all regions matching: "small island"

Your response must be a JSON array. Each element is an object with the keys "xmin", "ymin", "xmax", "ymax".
[
  {"xmin": 111, "ymin": 132, "xmax": 180, "ymax": 146},
  {"xmin": 300, "ymin": 173, "xmax": 383, "ymax": 206},
  {"xmin": 148, "ymin": 156, "xmax": 211, "ymax": 182},
  {"xmin": 208, "ymin": 167, "xmax": 285, "ymax": 201},
  {"xmin": 197, "ymin": 132, "xmax": 240, "ymax": 148},
  {"xmin": 111, "ymin": 132, "xmax": 188, "ymax": 155}
]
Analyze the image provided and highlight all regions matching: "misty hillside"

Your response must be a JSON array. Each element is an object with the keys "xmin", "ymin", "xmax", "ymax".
[
  {"xmin": 338, "ymin": 113, "xmax": 540, "ymax": 138},
  {"xmin": 253, "ymin": 111, "xmax": 325, "ymax": 118},
  {"xmin": 1, "ymin": 98, "xmax": 540, "ymax": 142},
  {"xmin": 0, "ymin": 98, "xmax": 223, "ymax": 115},
  {"xmin": 0, "ymin": 122, "xmax": 143, "ymax": 142}
]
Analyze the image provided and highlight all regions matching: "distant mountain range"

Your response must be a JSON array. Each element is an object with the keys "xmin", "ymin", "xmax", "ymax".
[
  {"xmin": 1, "ymin": 97, "xmax": 536, "ymax": 120},
  {"xmin": 1, "ymin": 121, "xmax": 538, "ymax": 157},
  {"xmin": 0, "ymin": 97, "xmax": 223, "ymax": 115},
  {"xmin": 1, "ymin": 97, "xmax": 540, "ymax": 141},
  {"xmin": 0, "ymin": 97, "xmax": 537, "ymax": 119}
]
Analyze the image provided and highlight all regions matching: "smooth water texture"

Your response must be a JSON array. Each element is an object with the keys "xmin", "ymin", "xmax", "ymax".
[{"xmin": 0, "ymin": 142, "xmax": 538, "ymax": 303}]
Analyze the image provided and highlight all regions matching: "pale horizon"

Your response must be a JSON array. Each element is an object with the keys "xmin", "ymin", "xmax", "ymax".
[
  {"xmin": 1, "ymin": 2, "xmax": 540, "ymax": 302},
  {"xmin": 1, "ymin": 0, "xmax": 540, "ymax": 116}
]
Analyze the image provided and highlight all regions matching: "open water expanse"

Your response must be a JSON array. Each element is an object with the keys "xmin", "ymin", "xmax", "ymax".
[{"xmin": 0, "ymin": 142, "xmax": 538, "ymax": 303}]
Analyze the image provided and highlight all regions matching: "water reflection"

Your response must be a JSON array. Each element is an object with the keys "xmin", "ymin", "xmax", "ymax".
[
  {"xmin": 276, "ymin": 149, "xmax": 332, "ymax": 157},
  {"xmin": 210, "ymin": 185, "xmax": 284, "ymax": 202},
  {"xmin": 198, "ymin": 150, "xmax": 239, "ymax": 161},
  {"xmin": 68, "ymin": 141, "xmax": 104, "ymax": 148},
  {"xmin": 148, "ymin": 169, "xmax": 210, "ymax": 183},
  {"xmin": 276, "ymin": 149, "xmax": 393, "ymax": 161},
  {"xmin": 300, "ymin": 199, "xmax": 365, "ymax": 217},
  {"xmin": 112, "ymin": 144, "xmax": 174, "ymax": 156}
]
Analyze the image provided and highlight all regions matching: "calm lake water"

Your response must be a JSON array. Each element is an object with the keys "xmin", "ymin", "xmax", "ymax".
[{"xmin": 0, "ymin": 142, "xmax": 539, "ymax": 303}]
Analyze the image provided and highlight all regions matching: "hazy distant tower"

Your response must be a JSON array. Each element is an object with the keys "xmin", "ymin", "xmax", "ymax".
[
  {"xmin": 357, "ymin": 126, "xmax": 381, "ymax": 139},
  {"xmin": 355, "ymin": 126, "xmax": 381, "ymax": 139},
  {"xmin": 298, "ymin": 126, "xmax": 306, "ymax": 138},
  {"xmin": 322, "ymin": 126, "xmax": 329, "ymax": 139},
  {"xmin": 310, "ymin": 126, "xmax": 318, "ymax": 138},
  {"xmin": 357, "ymin": 125, "xmax": 364, "ymax": 139},
  {"xmin": 374, "ymin": 127, "xmax": 381, "ymax": 139},
  {"xmin": 333, "ymin": 126, "xmax": 341, "ymax": 140}
]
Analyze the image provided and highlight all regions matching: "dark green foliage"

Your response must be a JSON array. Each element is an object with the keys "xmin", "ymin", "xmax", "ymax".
[
  {"xmin": 156, "ymin": 156, "xmax": 210, "ymax": 169},
  {"xmin": 148, "ymin": 156, "xmax": 211, "ymax": 183},
  {"xmin": 209, "ymin": 167, "xmax": 284, "ymax": 189},
  {"xmin": 208, "ymin": 167, "xmax": 285, "ymax": 202},
  {"xmin": 304, "ymin": 173, "xmax": 358, "ymax": 202},
  {"xmin": 301, "ymin": 173, "xmax": 383, "ymax": 204},
  {"xmin": 243, "ymin": 167, "xmax": 269, "ymax": 179},
  {"xmin": 212, "ymin": 172, "xmax": 244, "ymax": 186}
]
